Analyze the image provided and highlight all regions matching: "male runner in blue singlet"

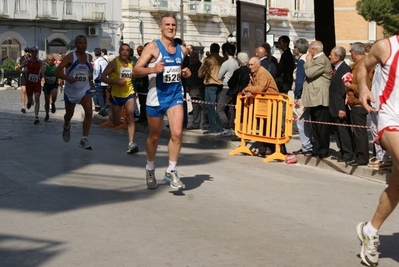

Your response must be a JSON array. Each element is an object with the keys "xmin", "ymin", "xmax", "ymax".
[{"xmin": 134, "ymin": 14, "xmax": 191, "ymax": 189}]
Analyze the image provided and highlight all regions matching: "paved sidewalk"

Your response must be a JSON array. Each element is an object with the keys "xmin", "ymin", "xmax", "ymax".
[
  {"xmin": 1, "ymin": 83, "xmax": 388, "ymax": 182},
  {"xmin": 92, "ymin": 108, "xmax": 391, "ymax": 183}
]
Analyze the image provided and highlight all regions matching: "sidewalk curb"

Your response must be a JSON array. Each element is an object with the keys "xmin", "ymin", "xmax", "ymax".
[{"xmin": 90, "ymin": 113, "xmax": 391, "ymax": 183}]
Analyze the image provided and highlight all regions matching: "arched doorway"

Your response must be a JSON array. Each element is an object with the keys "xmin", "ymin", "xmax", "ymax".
[
  {"xmin": 48, "ymin": 38, "xmax": 67, "ymax": 55},
  {"xmin": 1, "ymin": 38, "xmax": 21, "ymax": 61}
]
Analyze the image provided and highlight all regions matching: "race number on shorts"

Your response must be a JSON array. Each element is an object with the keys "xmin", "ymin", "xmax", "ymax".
[
  {"xmin": 47, "ymin": 77, "xmax": 56, "ymax": 84},
  {"xmin": 28, "ymin": 74, "xmax": 39, "ymax": 82},
  {"xmin": 163, "ymin": 66, "xmax": 181, "ymax": 83}
]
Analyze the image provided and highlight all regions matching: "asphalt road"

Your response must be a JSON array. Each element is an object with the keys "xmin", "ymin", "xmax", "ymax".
[{"xmin": 1, "ymin": 88, "xmax": 399, "ymax": 267}]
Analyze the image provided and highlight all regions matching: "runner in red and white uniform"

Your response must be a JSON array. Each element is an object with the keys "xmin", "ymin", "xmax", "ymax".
[{"xmin": 356, "ymin": 34, "xmax": 399, "ymax": 267}]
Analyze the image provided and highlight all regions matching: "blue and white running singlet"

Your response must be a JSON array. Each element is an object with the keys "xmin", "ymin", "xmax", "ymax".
[
  {"xmin": 146, "ymin": 40, "xmax": 184, "ymax": 107},
  {"xmin": 64, "ymin": 52, "xmax": 92, "ymax": 104}
]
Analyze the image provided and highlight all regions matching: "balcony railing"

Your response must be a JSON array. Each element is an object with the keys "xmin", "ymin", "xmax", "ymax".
[
  {"xmin": 4, "ymin": 0, "xmax": 107, "ymax": 21},
  {"xmin": 15, "ymin": 0, "xmax": 29, "ymax": 14},
  {"xmin": 37, "ymin": 0, "xmax": 58, "ymax": 19},
  {"xmin": 267, "ymin": 9, "xmax": 314, "ymax": 23},
  {"xmin": 187, "ymin": 1, "xmax": 219, "ymax": 16},
  {"xmin": 291, "ymin": 10, "xmax": 314, "ymax": 22},
  {"xmin": 0, "ymin": 0, "xmax": 10, "ymax": 17},
  {"xmin": 149, "ymin": 0, "xmax": 180, "ymax": 12},
  {"xmin": 63, "ymin": 2, "xmax": 106, "ymax": 21},
  {"xmin": 218, "ymin": 3, "xmax": 236, "ymax": 17}
]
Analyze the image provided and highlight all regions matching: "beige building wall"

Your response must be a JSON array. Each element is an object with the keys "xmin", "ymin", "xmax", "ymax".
[{"xmin": 334, "ymin": 0, "xmax": 384, "ymax": 53}]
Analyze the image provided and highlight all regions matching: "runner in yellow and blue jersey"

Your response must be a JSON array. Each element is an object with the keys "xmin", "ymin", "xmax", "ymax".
[{"xmin": 101, "ymin": 43, "xmax": 139, "ymax": 154}]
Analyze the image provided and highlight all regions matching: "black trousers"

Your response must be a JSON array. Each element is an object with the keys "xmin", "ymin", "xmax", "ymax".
[
  {"xmin": 136, "ymin": 84, "xmax": 148, "ymax": 123},
  {"xmin": 331, "ymin": 112, "xmax": 355, "ymax": 160},
  {"xmin": 309, "ymin": 105, "xmax": 331, "ymax": 157},
  {"xmin": 350, "ymin": 106, "xmax": 369, "ymax": 164}
]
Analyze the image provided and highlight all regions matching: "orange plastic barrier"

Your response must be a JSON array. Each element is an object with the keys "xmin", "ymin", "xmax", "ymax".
[
  {"xmin": 100, "ymin": 106, "xmax": 129, "ymax": 130},
  {"xmin": 229, "ymin": 92, "xmax": 293, "ymax": 162},
  {"xmin": 99, "ymin": 88, "xmax": 129, "ymax": 130}
]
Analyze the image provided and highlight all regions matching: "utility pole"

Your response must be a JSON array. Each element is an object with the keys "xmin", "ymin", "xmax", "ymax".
[{"xmin": 180, "ymin": 0, "xmax": 184, "ymax": 41}]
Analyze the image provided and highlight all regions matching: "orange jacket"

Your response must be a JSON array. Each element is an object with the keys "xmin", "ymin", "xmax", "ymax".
[
  {"xmin": 347, "ymin": 57, "xmax": 374, "ymax": 106},
  {"xmin": 245, "ymin": 67, "xmax": 278, "ymax": 93}
]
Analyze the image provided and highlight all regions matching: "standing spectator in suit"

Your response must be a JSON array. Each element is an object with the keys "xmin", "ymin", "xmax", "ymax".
[
  {"xmin": 130, "ymin": 47, "xmax": 141, "ymax": 119},
  {"xmin": 261, "ymin": 42, "xmax": 278, "ymax": 67},
  {"xmin": 227, "ymin": 52, "xmax": 250, "ymax": 135},
  {"xmin": 328, "ymin": 46, "xmax": 355, "ymax": 162},
  {"xmin": 55, "ymin": 53, "xmax": 65, "ymax": 94},
  {"xmin": 254, "ymin": 46, "xmax": 276, "ymax": 77},
  {"xmin": 186, "ymin": 52, "xmax": 204, "ymax": 129},
  {"xmin": 275, "ymin": 36, "xmax": 295, "ymax": 94},
  {"xmin": 135, "ymin": 45, "xmax": 148, "ymax": 124},
  {"xmin": 217, "ymin": 43, "xmax": 239, "ymax": 137},
  {"xmin": 101, "ymin": 49, "xmax": 108, "ymax": 62},
  {"xmin": 302, "ymin": 40, "xmax": 332, "ymax": 159},
  {"xmin": 175, "ymin": 38, "xmax": 189, "ymax": 129},
  {"xmin": 92, "ymin": 47, "xmax": 108, "ymax": 114},
  {"xmin": 228, "ymin": 52, "xmax": 250, "ymax": 102},
  {"xmin": 345, "ymin": 42, "xmax": 374, "ymax": 166},
  {"xmin": 292, "ymin": 38, "xmax": 313, "ymax": 156},
  {"xmin": 16, "ymin": 47, "xmax": 31, "ymax": 113},
  {"xmin": 198, "ymin": 43, "xmax": 225, "ymax": 134}
]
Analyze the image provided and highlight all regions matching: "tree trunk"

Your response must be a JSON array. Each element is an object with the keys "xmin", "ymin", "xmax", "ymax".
[{"xmin": 314, "ymin": 0, "xmax": 336, "ymax": 55}]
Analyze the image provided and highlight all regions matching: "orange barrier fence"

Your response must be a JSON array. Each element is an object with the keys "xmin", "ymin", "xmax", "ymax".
[
  {"xmin": 99, "ymin": 88, "xmax": 129, "ymax": 130},
  {"xmin": 100, "ymin": 106, "xmax": 129, "ymax": 130},
  {"xmin": 229, "ymin": 92, "xmax": 293, "ymax": 163}
]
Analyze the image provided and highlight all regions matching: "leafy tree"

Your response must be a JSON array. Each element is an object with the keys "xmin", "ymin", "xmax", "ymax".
[{"xmin": 356, "ymin": 0, "xmax": 399, "ymax": 35}]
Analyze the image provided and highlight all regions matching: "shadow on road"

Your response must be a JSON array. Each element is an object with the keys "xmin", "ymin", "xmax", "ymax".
[{"xmin": 0, "ymin": 233, "xmax": 64, "ymax": 267}]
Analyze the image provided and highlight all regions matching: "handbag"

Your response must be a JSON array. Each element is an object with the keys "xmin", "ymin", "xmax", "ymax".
[{"xmin": 226, "ymin": 72, "xmax": 241, "ymax": 97}]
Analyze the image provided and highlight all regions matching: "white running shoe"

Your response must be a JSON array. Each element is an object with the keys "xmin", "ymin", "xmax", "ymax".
[
  {"xmin": 356, "ymin": 222, "xmax": 380, "ymax": 267},
  {"xmin": 164, "ymin": 170, "xmax": 184, "ymax": 189},
  {"xmin": 146, "ymin": 169, "xmax": 157, "ymax": 190},
  {"xmin": 78, "ymin": 137, "xmax": 92, "ymax": 150}
]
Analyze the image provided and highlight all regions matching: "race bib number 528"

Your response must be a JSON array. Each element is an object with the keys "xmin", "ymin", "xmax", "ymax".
[{"xmin": 163, "ymin": 66, "xmax": 181, "ymax": 83}]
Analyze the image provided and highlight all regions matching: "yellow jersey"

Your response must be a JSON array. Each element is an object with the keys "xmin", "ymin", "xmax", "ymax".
[{"xmin": 109, "ymin": 57, "xmax": 134, "ymax": 98}]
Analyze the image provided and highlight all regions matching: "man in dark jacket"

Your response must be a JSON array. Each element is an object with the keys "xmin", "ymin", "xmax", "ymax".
[
  {"xmin": 254, "ymin": 46, "xmax": 276, "ymax": 77},
  {"xmin": 328, "ymin": 46, "xmax": 355, "ymax": 162},
  {"xmin": 275, "ymin": 35, "xmax": 295, "ymax": 94},
  {"xmin": 186, "ymin": 52, "xmax": 205, "ymax": 129}
]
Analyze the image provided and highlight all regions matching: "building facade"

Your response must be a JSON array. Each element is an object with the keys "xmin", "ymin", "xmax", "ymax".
[
  {"xmin": 334, "ymin": 0, "xmax": 384, "ymax": 53},
  {"xmin": 121, "ymin": 0, "xmax": 315, "ymax": 58},
  {"xmin": 0, "ymin": 0, "xmax": 122, "ymax": 61},
  {"xmin": 1, "ymin": 0, "xmax": 382, "ymax": 63}
]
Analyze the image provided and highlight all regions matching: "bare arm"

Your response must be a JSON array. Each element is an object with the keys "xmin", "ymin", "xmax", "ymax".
[
  {"xmin": 357, "ymin": 39, "xmax": 388, "ymax": 112},
  {"xmin": 100, "ymin": 60, "xmax": 126, "ymax": 86},
  {"xmin": 41, "ymin": 64, "xmax": 47, "ymax": 82},
  {"xmin": 133, "ymin": 42, "xmax": 164, "ymax": 78},
  {"xmin": 55, "ymin": 53, "xmax": 75, "ymax": 84},
  {"xmin": 16, "ymin": 59, "xmax": 28, "ymax": 73}
]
